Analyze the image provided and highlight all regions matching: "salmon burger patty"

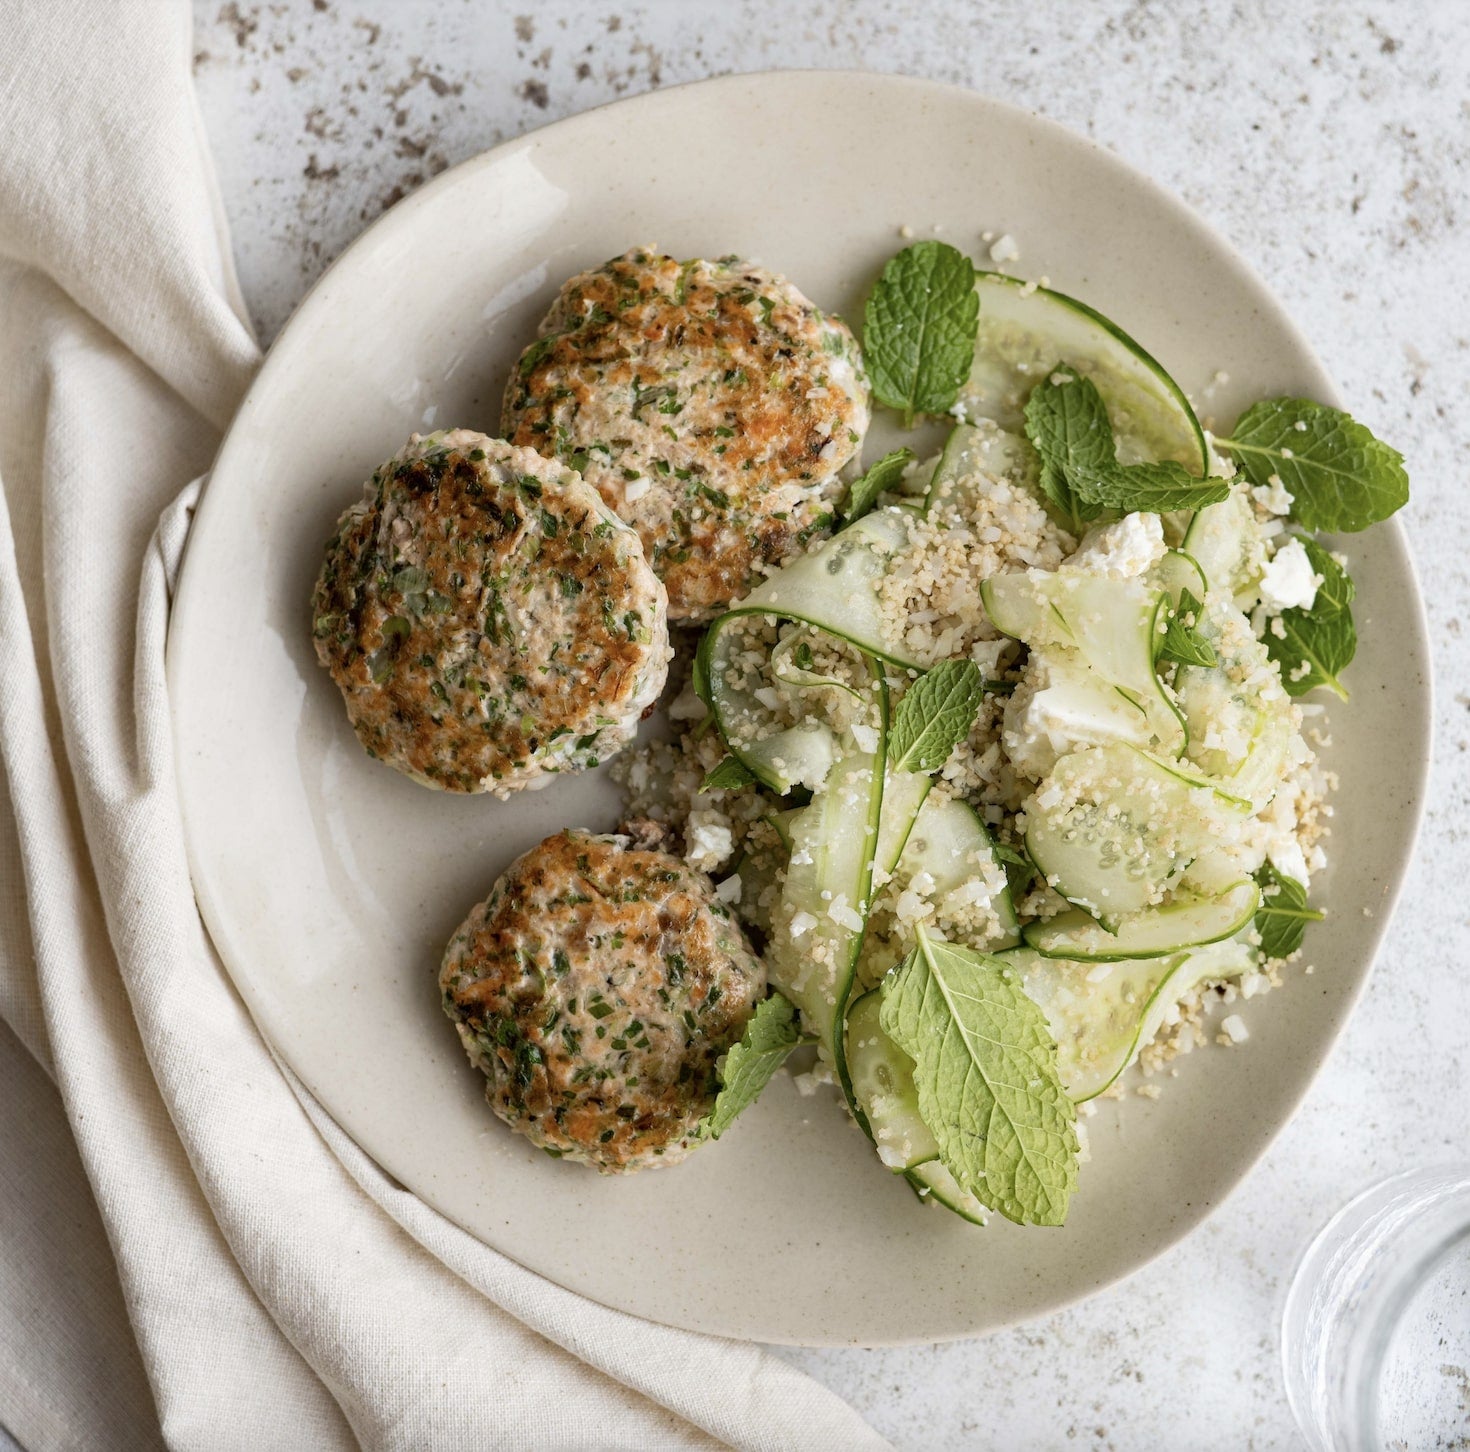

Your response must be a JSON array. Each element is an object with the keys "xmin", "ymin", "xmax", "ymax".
[
  {"xmin": 311, "ymin": 430, "xmax": 670, "ymax": 795},
  {"xmin": 440, "ymin": 829, "xmax": 767, "ymax": 1171},
  {"xmin": 502, "ymin": 246, "xmax": 870, "ymax": 621}
]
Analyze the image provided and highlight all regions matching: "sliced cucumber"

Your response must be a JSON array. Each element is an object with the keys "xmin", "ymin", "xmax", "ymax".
[
  {"xmin": 1174, "ymin": 597, "xmax": 1295, "ymax": 808},
  {"xmin": 1023, "ymin": 880, "xmax": 1260, "ymax": 960},
  {"xmin": 896, "ymin": 794, "xmax": 1020, "ymax": 950},
  {"xmin": 703, "ymin": 508, "xmax": 920, "ymax": 668},
  {"xmin": 921, "ymin": 420, "xmax": 1038, "ymax": 516},
  {"xmin": 770, "ymin": 627, "xmax": 864, "ymax": 702},
  {"xmin": 700, "ymin": 509, "xmax": 922, "ymax": 789},
  {"xmin": 1218, "ymin": 705, "xmax": 1294, "ymax": 814},
  {"xmin": 962, "ymin": 271, "xmax": 1207, "ymax": 474},
  {"xmin": 766, "ymin": 806, "xmax": 798, "ymax": 850},
  {"xmin": 982, "ymin": 570, "xmax": 1185, "ymax": 756},
  {"xmin": 905, "ymin": 1158, "xmax": 988, "ymax": 1225},
  {"xmin": 1149, "ymin": 549, "xmax": 1209, "ymax": 608},
  {"xmin": 1008, "ymin": 939, "xmax": 1257, "ymax": 1100},
  {"xmin": 1141, "ymin": 745, "xmax": 1253, "ymax": 814},
  {"xmin": 845, "ymin": 990, "xmax": 938, "ymax": 1172},
  {"xmin": 766, "ymin": 668, "xmax": 888, "ymax": 1103},
  {"xmin": 874, "ymin": 769, "xmax": 935, "ymax": 885},
  {"xmin": 922, "ymin": 422, "xmax": 982, "ymax": 515},
  {"xmin": 1004, "ymin": 647, "xmax": 1154, "ymax": 771},
  {"xmin": 730, "ymin": 721, "xmax": 839, "ymax": 797},
  {"xmin": 1024, "ymin": 743, "xmax": 1223, "ymax": 929},
  {"xmin": 1182, "ymin": 486, "xmax": 1264, "ymax": 607}
]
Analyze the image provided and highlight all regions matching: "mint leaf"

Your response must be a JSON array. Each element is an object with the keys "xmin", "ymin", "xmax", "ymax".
[
  {"xmin": 1157, "ymin": 589, "xmax": 1218, "ymax": 668},
  {"xmin": 1024, "ymin": 373, "xmax": 1227, "ymax": 520},
  {"xmin": 1022, "ymin": 372, "xmax": 1110, "ymax": 533},
  {"xmin": 842, "ymin": 447, "xmax": 914, "ymax": 523},
  {"xmin": 991, "ymin": 836, "xmax": 1037, "ymax": 898},
  {"xmin": 1254, "ymin": 860, "xmax": 1323, "ymax": 960},
  {"xmin": 864, "ymin": 242, "xmax": 979, "ymax": 427},
  {"xmin": 701, "ymin": 755, "xmax": 756, "ymax": 793},
  {"xmin": 1079, "ymin": 458, "xmax": 1230, "ymax": 513},
  {"xmin": 1265, "ymin": 537, "xmax": 1356, "ymax": 700},
  {"xmin": 879, "ymin": 927, "xmax": 1078, "ymax": 1227},
  {"xmin": 990, "ymin": 837, "xmax": 1031, "ymax": 870},
  {"xmin": 1216, "ymin": 398, "xmax": 1408, "ymax": 533},
  {"xmin": 888, "ymin": 660, "xmax": 985, "ymax": 773},
  {"xmin": 697, "ymin": 993, "xmax": 800, "ymax": 1139}
]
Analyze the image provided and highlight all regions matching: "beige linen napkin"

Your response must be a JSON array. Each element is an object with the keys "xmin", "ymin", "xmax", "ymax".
[{"xmin": 0, "ymin": 4, "xmax": 887, "ymax": 1448}]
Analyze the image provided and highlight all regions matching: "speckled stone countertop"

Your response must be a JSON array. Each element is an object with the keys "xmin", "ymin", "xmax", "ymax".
[{"xmin": 191, "ymin": 3, "xmax": 1469, "ymax": 1446}]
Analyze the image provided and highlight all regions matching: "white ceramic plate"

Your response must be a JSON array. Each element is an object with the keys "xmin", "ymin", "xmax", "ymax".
[{"xmin": 169, "ymin": 72, "xmax": 1430, "ymax": 1346}]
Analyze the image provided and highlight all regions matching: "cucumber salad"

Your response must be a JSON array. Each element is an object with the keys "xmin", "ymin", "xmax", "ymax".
[{"xmin": 617, "ymin": 240, "xmax": 1409, "ymax": 1227}]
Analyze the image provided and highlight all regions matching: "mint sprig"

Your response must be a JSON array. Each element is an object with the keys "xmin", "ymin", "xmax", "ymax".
[
  {"xmin": 1079, "ymin": 458, "xmax": 1231, "ymax": 513},
  {"xmin": 1021, "ymin": 372, "xmax": 1110, "ymax": 533},
  {"xmin": 701, "ymin": 755, "xmax": 757, "ymax": 793},
  {"xmin": 864, "ymin": 242, "xmax": 979, "ymax": 427},
  {"xmin": 842, "ymin": 447, "xmax": 914, "ymax": 524},
  {"xmin": 1265, "ymin": 537, "xmax": 1356, "ymax": 700},
  {"xmin": 696, "ymin": 993, "xmax": 800, "ymax": 1140},
  {"xmin": 888, "ymin": 659, "xmax": 985, "ymax": 773},
  {"xmin": 1215, "ymin": 398, "xmax": 1408, "ymax": 533},
  {"xmin": 1254, "ymin": 860, "xmax": 1323, "ymax": 960},
  {"xmin": 1157, "ymin": 588, "xmax": 1218, "ymax": 668},
  {"xmin": 879, "ymin": 926, "xmax": 1078, "ymax": 1227},
  {"xmin": 1024, "ymin": 373, "xmax": 1228, "ymax": 520}
]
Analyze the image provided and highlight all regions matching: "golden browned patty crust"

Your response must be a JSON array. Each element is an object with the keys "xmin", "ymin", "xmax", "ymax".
[
  {"xmin": 502, "ymin": 246, "xmax": 870, "ymax": 621},
  {"xmin": 311, "ymin": 430, "xmax": 669, "ymax": 795},
  {"xmin": 440, "ymin": 830, "xmax": 767, "ymax": 1171}
]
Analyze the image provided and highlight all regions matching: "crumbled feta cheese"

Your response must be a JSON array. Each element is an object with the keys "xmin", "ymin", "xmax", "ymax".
[
  {"xmin": 788, "ymin": 910, "xmax": 817, "ymax": 939},
  {"xmin": 989, "ymin": 233, "xmax": 1020, "ymax": 263},
  {"xmin": 850, "ymin": 722, "xmax": 879, "ymax": 753},
  {"xmin": 1267, "ymin": 838, "xmax": 1311, "ymax": 889},
  {"xmin": 684, "ymin": 821, "xmax": 733, "ymax": 871},
  {"xmin": 753, "ymin": 686, "xmax": 784, "ymax": 712},
  {"xmin": 893, "ymin": 886, "xmax": 934, "ymax": 926},
  {"xmin": 667, "ymin": 680, "xmax": 707, "ymax": 721},
  {"xmin": 1220, "ymin": 1014, "xmax": 1249, "ymax": 1044},
  {"xmin": 1251, "ymin": 477, "xmax": 1294, "ymax": 516},
  {"xmin": 715, "ymin": 873, "xmax": 742, "ymax": 905},
  {"xmin": 1260, "ymin": 538, "xmax": 1319, "ymax": 613},
  {"xmin": 969, "ymin": 637, "xmax": 1013, "ymax": 678},
  {"xmin": 1067, "ymin": 512, "xmax": 1166, "ymax": 579},
  {"xmin": 827, "ymin": 894, "xmax": 864, "ymax": 932}
]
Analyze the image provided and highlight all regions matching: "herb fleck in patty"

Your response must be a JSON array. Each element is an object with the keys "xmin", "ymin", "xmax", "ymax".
[
  {"xmin": 441, "ymin": 830, "xmax": 766, "ymax": 1171},
  {"xmin": 312, "ymin": 431, "xmax": 669, "ymax": 794},
  {"xmin": 503, "ymin": 246, "xmax": 870, "ymax": 621}
]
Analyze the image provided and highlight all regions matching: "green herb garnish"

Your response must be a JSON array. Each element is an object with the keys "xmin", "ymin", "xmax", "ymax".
[
  {"xmin": 1265, "ymin": 537, "xmax": 1356, "ymax": 700},
  {"xmin": 695, "ymin": 993, "xmax": 800, "ymax": 1140},
  {"xmin": 1023, "ymin": 373, "xmax": 1229, "ymax": 520},
  {"xmin": 880, "ymin": 926, "xmax": 1078, "ymax": 1227},
  {"xmin": 1215, "ymin": 398, "xmax": 1408, "ymax": 533},
  {"xmin": 863, "ymin": 242, "xmax": 979, "ymax": 427},
  {"xmin": 1157, "ymin": 588, "xmax": 1218, "ymax": 668},
  {"xmin": 1254, "ymin": 860, "xmax": 1324, "ymax": 960},
  {"xmin": 841, "ymin": 447, "xmax": 914, "ymax": 524},
  {"xmin": 888, "ymin": 659, "xmax": 985, "ymax": 773},
  {"xmin": 701, "ymin": 756, "xmax": 757, "ymax": 793}
]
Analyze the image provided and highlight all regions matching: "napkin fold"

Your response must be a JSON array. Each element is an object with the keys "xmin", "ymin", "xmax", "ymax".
[{"xmin": 0, "ymin": 4, "xmax": 886, "ymax": 1448}]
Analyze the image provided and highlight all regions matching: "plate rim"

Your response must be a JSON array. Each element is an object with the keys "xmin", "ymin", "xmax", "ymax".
[{"xmin": 168, "ymin": 69, "xmax": 1434, "ymax": 1346}]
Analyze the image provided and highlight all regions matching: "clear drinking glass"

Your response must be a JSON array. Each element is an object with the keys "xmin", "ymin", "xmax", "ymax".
[{"xmin": 1282, "ymin": 1165, "xmax": 1470, "ymax": 1450}]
